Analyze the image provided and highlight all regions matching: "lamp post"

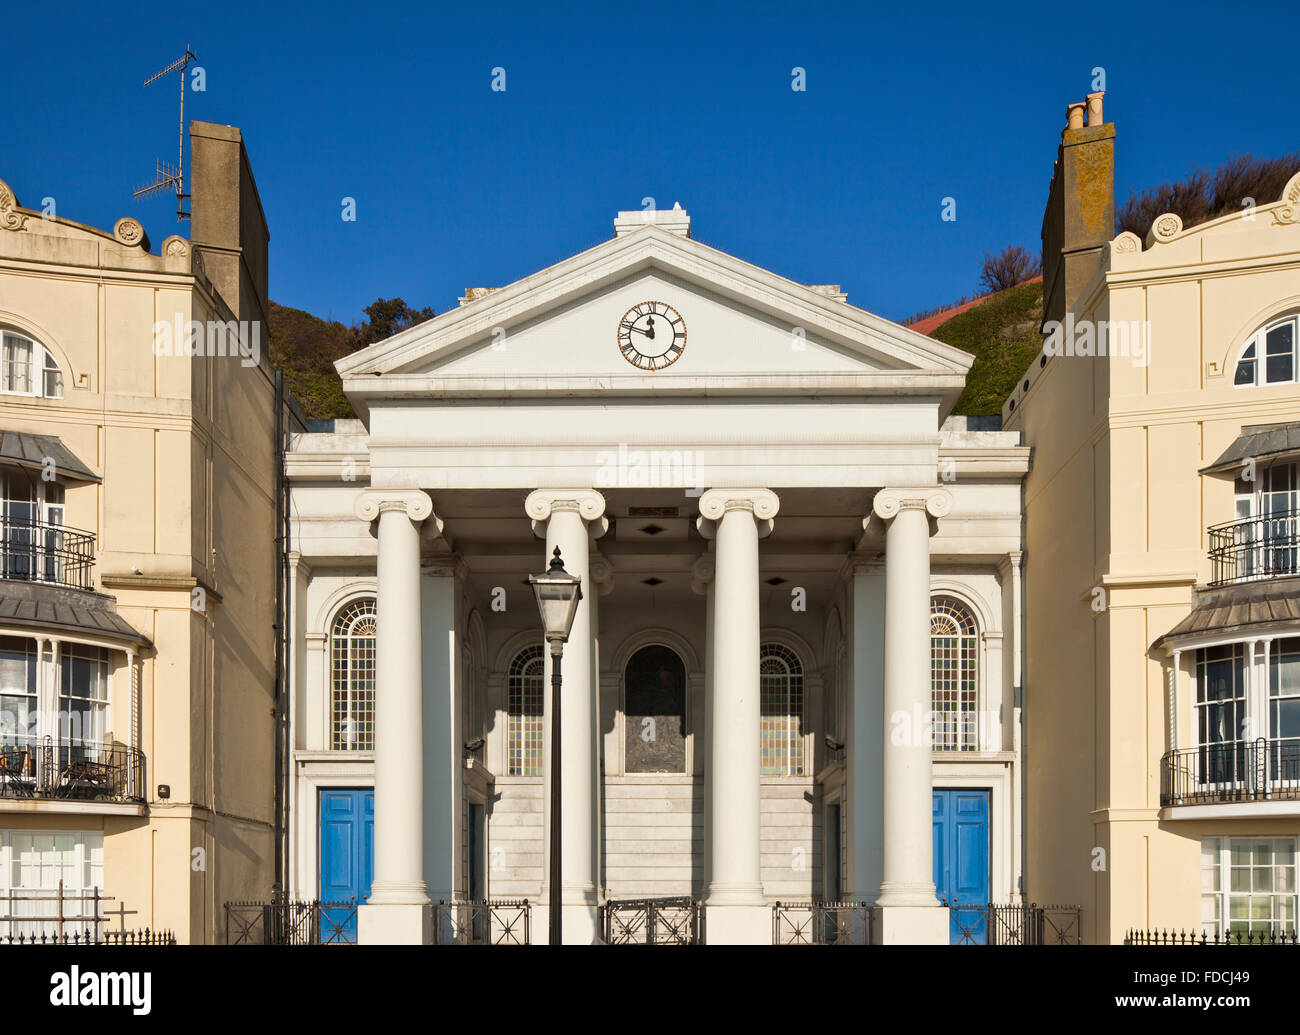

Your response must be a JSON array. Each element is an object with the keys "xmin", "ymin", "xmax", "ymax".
[{"xmin": 529, "ymin": 545, "xmax": 582, "ymax": 946}]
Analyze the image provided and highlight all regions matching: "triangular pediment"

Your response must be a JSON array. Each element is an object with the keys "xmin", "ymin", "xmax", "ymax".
[{"xmin": 336, "ymin": 225, "xmax": 972, "ymax": 405}]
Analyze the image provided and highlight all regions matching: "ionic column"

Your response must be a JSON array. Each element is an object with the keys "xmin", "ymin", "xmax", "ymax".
[
  {"xmin": 869, "ymin": 487, "xmax": 951, "ymax": 944},
  {"xmin": 697, "ymin": 488, "xmax": 778, "ymax": 944},
  {"xmin": 690, "ymin": 555, "xmax": 715, "ymax": 892},
  {"xmin": 355, "ymin": 488, "xmax": 438, "ymax": 945},
  {"xmin": 524, "ymin": 489, "xmax": 607, "ymax": 944}
]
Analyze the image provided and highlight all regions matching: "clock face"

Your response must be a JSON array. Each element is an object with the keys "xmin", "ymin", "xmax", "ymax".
[{"xmin": 617, "ymin": 301, "xmax": 686, "ymax": 371}]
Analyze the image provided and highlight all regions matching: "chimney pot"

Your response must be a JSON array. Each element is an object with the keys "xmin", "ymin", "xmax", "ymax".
[
  {"xmin": 1086, "ymin": 91, "xmax": 1104, "ymax": 126},
  {"xmin": 1066, "ymin": 102, "xmax": 1086, "ymax": 131}
]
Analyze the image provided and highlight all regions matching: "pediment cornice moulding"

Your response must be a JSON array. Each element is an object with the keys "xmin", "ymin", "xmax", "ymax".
[
  {"xmin": 341, "ymin": 370, "xmax": 967, "ymax": 401},
  {"xmin": 336, "ymin": 225, "xmax": 974, "ymax": 382}
]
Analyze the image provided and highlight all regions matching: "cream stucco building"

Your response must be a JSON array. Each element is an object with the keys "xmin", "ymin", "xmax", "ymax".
[
  {"xmin": 1006, "ymin": 93, "xmax": 1300, "ymax": 943},
  {"xmin": 287, "ymin": 207, "xmax": 1031, "ymax": 944},
  {"xmin": 0, "ymin": 122, "xmax": 299, "ymax": 943}
]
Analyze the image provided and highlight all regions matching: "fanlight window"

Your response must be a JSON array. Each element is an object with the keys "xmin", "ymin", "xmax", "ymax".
[
  {"xmin": 931, "ymin": 597, "xmax": 978, "ymax": 751},
  {"xmin": 760, "ymin": 643, "xmax": 804, "ymax": 776},
  {"xmin": 1235, "ymin": 316, "xmax": 1298, "ymax": 388},
  {"xmin": 330, "ymin": 599, "xmax": 376, "ymax": 750},
  {"xmin": 507, "ymin": 644, "xmax": 545, "ymax": 776},
  {"xmin": 1, "ymin": 332, "xmax": 63, "ymax": 399}
]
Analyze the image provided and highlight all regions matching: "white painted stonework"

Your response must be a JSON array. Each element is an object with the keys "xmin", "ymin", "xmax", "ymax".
[{"xmin": 286, "ymin": 209, "xmax": 1030, "ymax": 944}]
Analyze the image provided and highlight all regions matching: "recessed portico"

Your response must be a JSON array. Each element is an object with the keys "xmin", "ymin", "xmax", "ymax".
[{"xmin": 287, "ymin": 208, "xmax": 1028, "ymax": 944}]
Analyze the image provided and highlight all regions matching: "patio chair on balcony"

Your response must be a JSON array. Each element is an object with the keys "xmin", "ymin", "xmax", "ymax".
[
  {"xmin": 0, "ymin": 748, "xmax": 35, "ymax": 798},
  {"xmin": 53, "ymin": 758, "xmax": 116, "ymax": 801}
]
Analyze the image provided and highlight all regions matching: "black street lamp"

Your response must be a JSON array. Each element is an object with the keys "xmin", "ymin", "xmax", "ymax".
[{"xmin": 528, "ymin": 545, "xmax": 582, "ymax": 946}]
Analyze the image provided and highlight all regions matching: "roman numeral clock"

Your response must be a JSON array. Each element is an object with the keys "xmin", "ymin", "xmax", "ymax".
[{"xmin": 617, "ymin": 301, "xmax": 686, "ymax": 370}]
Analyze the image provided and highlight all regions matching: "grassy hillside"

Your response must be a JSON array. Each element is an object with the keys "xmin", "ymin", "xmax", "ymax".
[{"xmin": 927, "ymin": 280, "xmax": 1044, "ymax": 416}]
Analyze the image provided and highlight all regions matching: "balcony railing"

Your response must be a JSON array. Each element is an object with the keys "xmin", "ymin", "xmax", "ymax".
[
  {"xmin": 1161, "ymin": 739, "xmax": 1300, "ymax": 806},
  {"xmin": 225, "ymin": 900, "xmax": 360, "ymax": 945},
  {"xmin": 1208, "ymin": 509, "xmax": 1300, "ymax": 586},
  {"xmin": 600, "ymin": 897, "xmax": 700, "ymax": 944},
  {"xmin": 0, "ymin": 515, "xmax": 95, "ymax": 591},
  {"xmin": 434, "ymin": 899, "xmax": 532, "ymax": 945},
  {"xmin": 0, "ymin": 738, "xmax": 146, "ymax": 805},
  {"xmin": 949, "ymin": 902, "xmax": 1082, "ymax": 945},
  {"xmin": 0, "ymin": 881, "xmax": 170, "ymax": 944},
  {"xmin": 773, "ymin": 900, "xmax": 872, "ymax": 945}
]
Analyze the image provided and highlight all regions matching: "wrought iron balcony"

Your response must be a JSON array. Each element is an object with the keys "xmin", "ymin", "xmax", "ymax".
[
  {"xmin": 1161, "ymin": 739, "xmax": 1300, "ymax": 807},
  {"xmin": 0, "ymin": 739, "xmax": 146, "ymax": 805},
  {"xmin": 600, "ymin": 897, "xmax": 700, "ymax": 944},
  {"xmin": 1208, "ymin": 509, "xmax": 1300, "ymax": 587},
  {"xmin": 0, "ymin": 515, "xmax": 95, "ymax": 591},
  {"xmin": 773, "ymin": 900, "xmax": 872, "ymax": 945}
]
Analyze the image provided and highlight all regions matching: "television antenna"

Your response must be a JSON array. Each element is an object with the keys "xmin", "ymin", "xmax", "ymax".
[{"xmin": 134, "ymin": 46, "xmax": 197, "ymax": 221}]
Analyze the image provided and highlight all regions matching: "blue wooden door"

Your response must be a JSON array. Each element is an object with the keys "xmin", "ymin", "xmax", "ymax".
[
  {"xmin": 932, "ymin": 789, "xmax": 990, "ymax": 944},
  {"xmin": 319, "ymin": 789, "xmax": 374, "ymax": 942}
]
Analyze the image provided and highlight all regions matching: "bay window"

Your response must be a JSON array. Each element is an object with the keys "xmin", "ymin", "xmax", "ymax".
[
  {"xmin": 59, "ymin": 642, "xmax": 108, "ymax": 762},
  {"xmin": 1202, "ymin": 836, "xmax": 1297, "ymax": 938}
]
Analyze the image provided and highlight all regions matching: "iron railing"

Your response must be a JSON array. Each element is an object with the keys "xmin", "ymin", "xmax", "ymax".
[
  {"xmin": 1208, "ymin": 508, "xmax": 1300, "ymax": 586},
  {"xmin": 0, "ymin": 515, "xmax": 95, "ymax": 591},
  {"xmin": 224, "ymin": 900, "xmax": 359, "ymax": 944},
  {"xmin": 600, "ymin": 897, "xmax": 700, "ymax": 945},
  {"xmin": 773, "ymin": 900, "xmax": 872, "ymax": 945},
  {"xmin": 0, "ymin": 882, "xmax": 162, "ymax": 943},
  {"xmin": 1125, "ymin": 927, "xmax": 1299, "ymax": 946},
  {"xmin": 2, "ymin": 928, "xmax": 177, "ymax": 945},
  {"xmin": 948, "ymin": 902, "xmax": 1082, "ymax": 945},
  {"xmin": 1161, "ymin": 739, "xmax": 1300, "ymax": 806},
  {"xmin": 0, "ymin": 738, "xmax": 146, "ymax": 805},
  {"xmin": 433, "ymin": 900, "xmax": 531, "ymax": 945}
]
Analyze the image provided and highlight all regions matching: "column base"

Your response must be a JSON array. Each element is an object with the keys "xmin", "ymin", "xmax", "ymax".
[
  {"xmin": 535, "ymin": 900, "xmax": 601, "ymax": 945},
  {"xmin": 358, "ymin": 902, "xmax": 432, "ymax": 945},
  {"xmin": 562, "ymin": 902, "xmax": 600, "ymax": 945},
  {"xmin": 872, "ymin": 904, "xmax": 949, "ymax": 945},
  {"xmin": 704, "ymin": 902, "xmax": 770, "ymax": 945}
]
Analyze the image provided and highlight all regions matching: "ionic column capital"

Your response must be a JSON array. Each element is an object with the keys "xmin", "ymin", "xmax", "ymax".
[
  {"xmin": 696, "ymin": 488, "xmax": 779, "ymax": 540},
  {"xmin": 525, "ymin": 488, "xmax": 607, "ymax": 523},
  {"xmin": 868, "ymin": 487, "xmax": 952, "ymax": 525},
  {"xmin": 698, "ymin": 488, "xmax": 779, "ymax": 521},
  {"xmin": 355, "ymin": 488, "xmax": 437, "ymax": 527}
]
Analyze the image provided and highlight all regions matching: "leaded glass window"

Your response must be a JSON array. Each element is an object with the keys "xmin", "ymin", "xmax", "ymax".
[
  {"xmin": 330, "ymin": 599, "xmax": 376, "ymax": 750},
  {"xmin": 931, "ymin": 597, "xmax": 978, "ymax": 751},
  {"xmin": 507, "ymin": 644, "xmax": 545, "ymax": 776},
  {"xmin": 760, "ymin": 643, "xmax": 804, "ymax": 776}
]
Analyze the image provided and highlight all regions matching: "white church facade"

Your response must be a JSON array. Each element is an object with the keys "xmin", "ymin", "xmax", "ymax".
[{"xmin": 284, "ymin": 208, "xmax": 1030, "ymax": 944}]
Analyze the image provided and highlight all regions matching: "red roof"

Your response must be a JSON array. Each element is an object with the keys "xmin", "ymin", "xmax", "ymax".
[{"xmin": 906, "ymin": 275, "xmax": 1042, "ymax": 335}]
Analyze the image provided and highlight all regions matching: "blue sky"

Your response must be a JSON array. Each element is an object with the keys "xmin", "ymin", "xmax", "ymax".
[{"xmin": 4, "ymin": 0, "xmax": 1296, "ymax": 325}]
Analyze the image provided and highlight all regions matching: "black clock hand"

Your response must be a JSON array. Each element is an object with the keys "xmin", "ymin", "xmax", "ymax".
[{"xmin": 645, "ymin": 316, "xmax": 655, "ymax": 340}]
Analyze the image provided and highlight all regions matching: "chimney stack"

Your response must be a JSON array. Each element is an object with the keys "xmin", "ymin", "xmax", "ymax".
[
  {"xmin": 1040, "ymin": 90, "xmax": 1114, "ymax": 330},
  {"xmin": 189, "ymin": 121, "xmax": 270, "ymax": 331}
]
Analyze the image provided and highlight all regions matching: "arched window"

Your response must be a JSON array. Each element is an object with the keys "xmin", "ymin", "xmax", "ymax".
[
  {"xmin": 931, "ymin": 597, "xmax": 978, "ymax": 751},
  {"xmin": 1, "ymin": 331, "xmax": 63, "ymax": 398},
  {"xmin": 507, "ymin": 644, "xmax": 545, "ymax": 776},
  {"xmin": 760, "ymin": 642, "xmax": 804, "ymax": 776},
  {"xmin": 1234, "ymin": 316, "xmax": 1298, "ymax": 387},
  {"xmin": 330, "ymin": 598, "xmax": 376, "ymax": 750}
]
